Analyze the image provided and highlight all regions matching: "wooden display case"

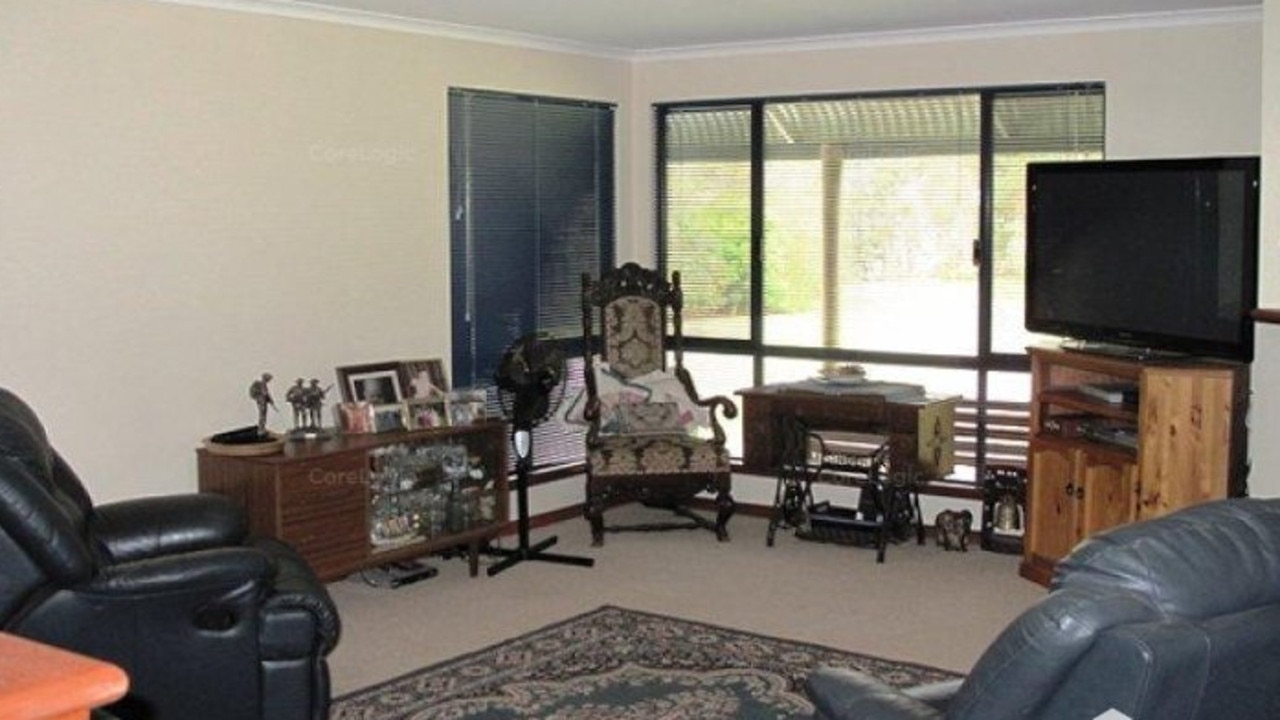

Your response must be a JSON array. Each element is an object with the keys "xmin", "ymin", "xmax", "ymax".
[
  {"xmin": 1021, "ymin": 347, "xmax": 1248, "ymax": 585},
  {"xmin": 198, "ymin": 422, "xmax": 508, "ymax": 581}
]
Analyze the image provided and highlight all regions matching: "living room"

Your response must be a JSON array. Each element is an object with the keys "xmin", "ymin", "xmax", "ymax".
[
  {"xmin": 4, "ymin": 0, "xmax": 1277, "ymax": 507},
  {"xmin": 3, "ymin": 0, "xmax": 1279, "ymax": 717}
]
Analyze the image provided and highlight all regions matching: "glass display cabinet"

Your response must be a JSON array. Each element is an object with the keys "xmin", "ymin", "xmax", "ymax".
[{"xmin": 198, "ymin": 422, "xmax": 509, "ymax": 580}]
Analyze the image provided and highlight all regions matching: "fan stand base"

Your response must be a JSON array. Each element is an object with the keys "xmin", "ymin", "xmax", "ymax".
[
  {"xmin": 486, "ymin": 428, "xmax": 594, "ymax": 576},
  {"xmin": 486, "ymin": 535, "xmax": 595, "ymax": 576}
]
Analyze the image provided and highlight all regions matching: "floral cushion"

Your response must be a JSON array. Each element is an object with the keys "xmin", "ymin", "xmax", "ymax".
[
  {"xmin": 604, "ymin": 297, "xmax": 664, "ymax": 378},
  {"xmin": 614, "ymin": 401, "xmax": 684, "ymax": 434}
]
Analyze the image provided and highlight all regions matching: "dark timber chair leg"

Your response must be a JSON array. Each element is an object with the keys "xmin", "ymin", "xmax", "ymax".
[{"xmin": 715, "ymin": 488, "xmax": 735, "ymax": 542}]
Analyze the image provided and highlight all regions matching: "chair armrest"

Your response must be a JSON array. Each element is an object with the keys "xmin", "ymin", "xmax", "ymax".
[
  {"xmin": 17, "ymin": 547, "xmax": 281, "ymax": 713},
  {"xmin": 87, "ymin": 546, "xmax": 274, "ymax": 597},
  {"xmin": 673, "ymin": 367, "xmax": 738, "ymax": 419},
  {"xmin": 696, "ymin": 393, "xmax": 738, "ymax": 419},
  {"xmin": 805, "ymin": 667, "xmax": 947, "ymax": 720},
  {"xmin": 902, "ymin": 678, "xmax": 965, "ymax": 711},
  {"xmin": 254, "ymin": 537, "xmax": 341, "ymax": 654},
  {"xmin": 92, "ymin": 493, "xmax": 248, "ymax": 563}
]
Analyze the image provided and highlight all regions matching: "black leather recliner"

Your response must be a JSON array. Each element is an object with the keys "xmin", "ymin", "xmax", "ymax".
[
  {"xmin": 0, "ymin": 388, "xmax": 340, "ymax": 720},
  {"xmin": 806, "ymin": 497, "xmax": 1280, "ymax": 720}
]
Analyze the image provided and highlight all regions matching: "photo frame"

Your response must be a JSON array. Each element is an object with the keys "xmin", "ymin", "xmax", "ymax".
[
  {"xmin": 405, "ymin": 397, "xmax": 449, "ymax": 430},
  {"xmin": 398, "ymin": 359, "xmax": 449, "ymax": 401},
  {"xmin": 336, "ymin": 363, "xmax": 404, "ymax": 404},
  {"xmin": 447, "ymin": 388, "xmax": 487, "ymax": 426},
  {"xmin": 334, "ymin": 401, "xmax": 375, "ymax": 434},
  {"xmin": 372, "ymin": 403, "xmax": 408, "ymax": 433}
]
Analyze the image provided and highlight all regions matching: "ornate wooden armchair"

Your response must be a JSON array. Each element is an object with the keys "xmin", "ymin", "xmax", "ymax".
[{"xmin": 577, "ymin": 263, "xmax": 736, "ymax": 545}]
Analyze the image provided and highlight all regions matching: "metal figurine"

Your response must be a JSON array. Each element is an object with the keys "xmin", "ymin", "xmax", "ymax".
[
  {"xmin": 286, "ymin": 378, "xmax": 333, "ymax": 441},
  {"xmin": 285, "ymin": 379, "xmax": 307, "ymax": 429},
  {"xmin": 249, "ymin": 372, "xmax": 276, "ymax": 434},
  {"xmin": 304, "ymin": 379, "xmax": 331, "ymax": 430}
]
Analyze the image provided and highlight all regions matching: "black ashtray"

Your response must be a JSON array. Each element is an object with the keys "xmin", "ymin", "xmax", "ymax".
[
  {"xmin": 204, "ymin": 426, "xmax": 284, "ymax": 457},
  {"xmin": 210, "ymin": 425, "xmax": 276, "ymax": 445}
]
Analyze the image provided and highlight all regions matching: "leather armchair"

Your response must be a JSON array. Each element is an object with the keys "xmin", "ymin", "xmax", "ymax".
[
  {"xmin": 0, "ymin": 388, "xmax": 340, "ymax": 720},
  {"xmin": 806, "ymin": 497, "xmax": 1280, "ymax": 720}
]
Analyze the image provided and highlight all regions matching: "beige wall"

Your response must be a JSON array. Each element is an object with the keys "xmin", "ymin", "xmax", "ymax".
[
  {"xmin": 2, "ymin": 0, "xmax": 1271, "ymax": 502},
  {"xmin": 0, "ymin": 0, "xmax": 628, "ymax": 500},
  {"xmin": 1250, "ymin": 0, "xmax": 1280, "ymax": 497}
]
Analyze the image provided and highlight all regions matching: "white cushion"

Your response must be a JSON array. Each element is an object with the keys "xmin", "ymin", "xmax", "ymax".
[
  {"xmin": 631, "ymin": 368, "xmax": 711, "ymax": 435},
  {"xmin": 556, "ymin": 362, "xmax": 712, "ymax": 437},
  {"xmin": 556, "ymin": 361, "xmax": 648, "ymax": 430}
]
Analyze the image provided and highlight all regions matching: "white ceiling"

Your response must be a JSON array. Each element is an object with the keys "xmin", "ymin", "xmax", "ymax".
[{"xmin": 215, "ymin": 0, "xmax": 1260, "ymax": 54}]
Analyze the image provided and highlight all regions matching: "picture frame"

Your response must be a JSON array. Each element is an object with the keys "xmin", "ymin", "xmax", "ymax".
[
  {"xmin": 372, "ymin": 403, "xmax": 408, "ymax": 433},
  {"xmin": 334, "ymin": 401, "xmax": 375, "ymax": 434},
  {"xmin": 447, "ymin": 388, "xmax": 487, "ymax": 426},
  {"xmin": 399, "ymin": 359, "xmax": 449, "ymax": 401},
  {"xmin": 405, "ymin": 397, "xmax": 449, "ymax": 430},
  {"xmin": 336, "ymin": 363, "xmax": 404, "ymax": 404}
]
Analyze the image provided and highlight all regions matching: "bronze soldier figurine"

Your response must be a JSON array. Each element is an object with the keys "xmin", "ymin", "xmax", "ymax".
[
  {"xmin": 285, "ymin": 378, "xmax": 307, "ymax": 429},
  {"xmin": 249, "ymin": 372, "xmax": 275, "ymax": 434}
]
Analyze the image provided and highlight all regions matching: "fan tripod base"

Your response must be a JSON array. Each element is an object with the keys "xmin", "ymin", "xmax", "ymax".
[
  {"xmin": 487, "ymin": 425, "xmax": 595, "ymax": 576},
  {"xmin": 486, "ymin": 535, "xmax": 595, "ymax": 576}
]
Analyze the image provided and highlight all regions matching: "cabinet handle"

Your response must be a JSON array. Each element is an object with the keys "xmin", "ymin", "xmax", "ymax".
[
  {"xmin": 1064, "ymin": 482, "xmax": 1075, "ymax": 496},
  {"xmin": 1075, "ymin": 485, "xmax": 1085, "ymax": 499}
]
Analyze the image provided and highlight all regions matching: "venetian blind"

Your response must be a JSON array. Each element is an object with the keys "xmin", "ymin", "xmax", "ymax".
[{"xmin": 449, "ymin": 88, "xmax": 615, "ymax": 470}]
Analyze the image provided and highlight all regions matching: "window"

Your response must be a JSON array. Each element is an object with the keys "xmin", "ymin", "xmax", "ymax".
[
  {"xmin": 658, "ymin": 85, "xmax": 1104, "ymax": 481},
  {"xmin": 449, "ymin": 88, "xmax": 615, "ymax": 471}
]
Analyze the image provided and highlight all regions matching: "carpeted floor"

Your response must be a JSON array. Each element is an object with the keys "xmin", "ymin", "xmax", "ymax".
[
  {"xmin": 326, "ymin": 505, "xmax": 1045, "ymax": 697},
  {"xmin": 331, "ymin": 605, "xmax": 961, "ymax": 719}
]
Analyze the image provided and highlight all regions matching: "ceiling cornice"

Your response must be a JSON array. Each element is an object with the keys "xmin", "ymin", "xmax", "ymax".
[
  {"xmin": 140, "ymin": 0, "xmax": 635, "ymax": 58},
  {"xmin": 140, "ymin": 0, "xmax": 1263, "ymax": 61},
  {"xmin": 637, "ymin": 6, "xmax": 1263, "ymax": 61}
]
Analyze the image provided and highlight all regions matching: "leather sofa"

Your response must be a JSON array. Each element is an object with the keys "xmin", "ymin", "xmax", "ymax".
[
  {"xmin": 0, "ymin": 388, "xmax": 340, "ymax": 720},
  {"xmin": 806, "ymin": 497, "xmax": 1280, "ymax": 720}
]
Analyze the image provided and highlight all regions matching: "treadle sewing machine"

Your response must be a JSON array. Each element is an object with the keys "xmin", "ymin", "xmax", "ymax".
[
  {"xmin": 737, "ymin": 381, "xmax": 959, "ymax": 562},
  {"xmin": 736, "ymin": 381, "xmax": 957, "ymax": 479}
]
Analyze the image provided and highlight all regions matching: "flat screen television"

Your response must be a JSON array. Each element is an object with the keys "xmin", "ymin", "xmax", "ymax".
[{"xmin": 1025, "ymin": 156, "xmax": 1260, "ymax": 362}]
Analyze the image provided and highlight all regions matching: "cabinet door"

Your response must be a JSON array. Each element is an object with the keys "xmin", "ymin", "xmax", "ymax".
[
  {"xmin": 279, "ymin": 456, "xmax": 368, "ymax": 580},
  {"xmin": 1077, "ymin": 451, "xmax": 1137, "ymax": 537},
  {"xmin": 1138, "ymin": 368, "xmax": 1234, "ymax": 518},
  {"xmin": 1027, "ymin": 440, "xmax": 1078, "ymax": 565}
]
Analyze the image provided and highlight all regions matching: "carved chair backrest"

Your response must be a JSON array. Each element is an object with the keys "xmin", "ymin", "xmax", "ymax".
[{"xmin": 582, "ymin": 263, "xmax": 684, "ymax": 382}]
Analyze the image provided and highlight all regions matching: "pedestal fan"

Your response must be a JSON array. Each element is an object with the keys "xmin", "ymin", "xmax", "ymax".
[{"xmin": 486, "ymin": 332, "xmax": 595, "ymax": 576}]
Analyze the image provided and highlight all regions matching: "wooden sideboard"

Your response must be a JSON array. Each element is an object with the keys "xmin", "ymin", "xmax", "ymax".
[
  {"xmin": 0, "ymin": 633, "xmax": 128, "ymax": 720},
  {"xmin": 737, "ymin": 384, "xmax": 958, "ymax": 480},
  {"xmin": 198, "ymin": 422, "xmax": 508, "ymax": 581}
]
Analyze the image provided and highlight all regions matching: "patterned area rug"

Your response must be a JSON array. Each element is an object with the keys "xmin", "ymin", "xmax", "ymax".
[{"xmin": 332, "ymin": 605, "xmax": 960, "ymax": 719}]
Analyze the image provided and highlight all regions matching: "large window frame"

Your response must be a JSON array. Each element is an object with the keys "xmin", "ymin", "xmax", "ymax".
[{"xmin": 656, "ymin": 83, "xmax": 1105, "ymax": 486}]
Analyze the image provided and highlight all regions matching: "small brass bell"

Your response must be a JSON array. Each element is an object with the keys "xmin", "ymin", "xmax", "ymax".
[{"xmin": 994, "ymin": 493, "xmax": 1022, "ymax": 533}]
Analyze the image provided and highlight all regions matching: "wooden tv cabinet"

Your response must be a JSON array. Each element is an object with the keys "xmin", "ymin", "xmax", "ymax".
[
  {"xmin": 1020, "ymin": 346, "xmax": 1248, "ymax": 585},
  {"xmin": 198, "ymin": 422, "xmax": 508, "ymax": 582}
]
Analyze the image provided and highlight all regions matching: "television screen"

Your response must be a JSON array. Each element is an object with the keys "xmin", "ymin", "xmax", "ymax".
[{"xmin": 1026, "ymin": 157, "xmax": 1260, "ymax": 362}]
